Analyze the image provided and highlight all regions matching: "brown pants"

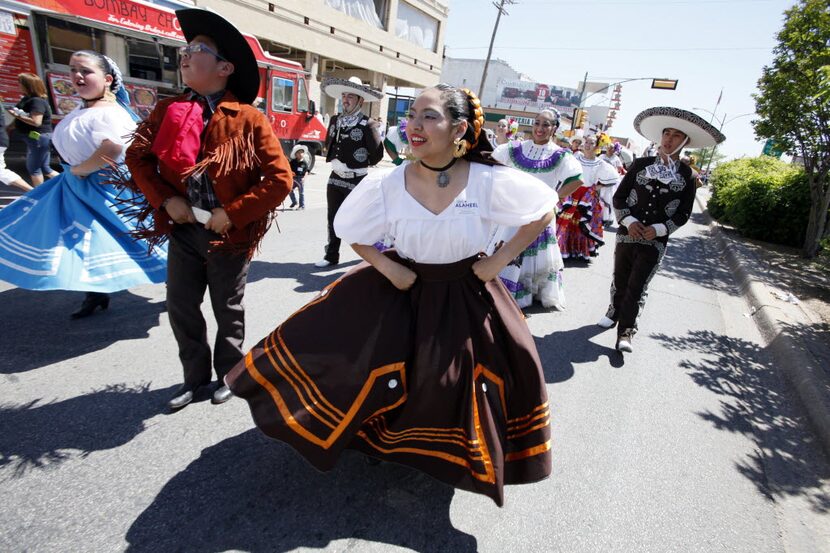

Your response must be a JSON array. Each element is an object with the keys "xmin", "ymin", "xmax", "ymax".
[{"xmin": 167, "ymin": 224, "xmax": 250, "ymax": 387}]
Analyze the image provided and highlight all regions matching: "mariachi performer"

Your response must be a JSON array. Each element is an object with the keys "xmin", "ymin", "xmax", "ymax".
[
  {"xmin": 557, "ymin": 134, "xmax": 620, "ymax": 260},
  {"xmin": 125, "ymin": 8, "xmax": 293, "ymax": 409},
  {"xmin": 0, "ymin": 50, "xmax": 166, "ymax": 318},
  {"xmin": 490, "ymin": 109, "xmax": 583, "ymax": 310},
  {"xmin": 597, "ymin": 107, "xmax": 725, "ymax": 352},
  {"xmin": 315, "ymin": 76, "xmax": 384, "ymax": 268},
  {"xmin": 226, "ymin": 84, "xmax": 554, "ymax": 506}
]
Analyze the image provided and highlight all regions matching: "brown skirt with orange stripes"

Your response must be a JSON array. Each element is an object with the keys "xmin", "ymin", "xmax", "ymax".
[{"xmin": 225, "ymin": 252, "xmax": 551, "ymax": 506}]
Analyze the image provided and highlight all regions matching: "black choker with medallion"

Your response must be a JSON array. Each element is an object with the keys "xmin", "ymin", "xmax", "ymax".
[{"xmin": 420, "ymin": 158, "xmax": 457, "ymax": 187}]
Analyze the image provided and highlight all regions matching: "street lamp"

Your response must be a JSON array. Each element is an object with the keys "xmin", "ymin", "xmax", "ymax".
[
  {"xmin": 690, "ymin": 108, "xmax": 753, "ymax": 173},
  {"xmin": 572, "ymin": 76, "xmax": 678, "ymax": 130}
]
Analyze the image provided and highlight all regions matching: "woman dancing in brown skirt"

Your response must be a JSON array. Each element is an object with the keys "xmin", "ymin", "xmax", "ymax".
[{"xmin": 226, "ymin": 84, "xmax": 557, "ymax": 506}]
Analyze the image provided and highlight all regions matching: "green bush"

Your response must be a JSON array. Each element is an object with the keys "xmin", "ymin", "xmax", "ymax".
[{"xmin": 708, "ymin": 156, "xmax": 811, "ymax": 246}]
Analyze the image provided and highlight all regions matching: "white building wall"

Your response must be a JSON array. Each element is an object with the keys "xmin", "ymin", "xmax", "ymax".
[{"xmin": 439, "ymin": 58, "xmax": 523, "ymax": 106}]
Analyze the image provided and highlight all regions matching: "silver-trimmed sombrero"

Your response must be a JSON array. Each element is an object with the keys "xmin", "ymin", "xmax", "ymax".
[
  {"xmin": 634, "ymin": 107, "xmax": 726, "ymax": 148},
  {"xmin": 321, "ymin": 76, "xmax": 383, "ymax": 102}
]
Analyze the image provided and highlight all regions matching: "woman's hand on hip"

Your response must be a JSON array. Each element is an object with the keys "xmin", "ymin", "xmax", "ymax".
[
  {"xmin": 386, "ymin": 263, "xmax": 418, "ymax": 291},
  {"xmin": 472, "ymin": 255, "xmax": 503, "ymax": 283}
]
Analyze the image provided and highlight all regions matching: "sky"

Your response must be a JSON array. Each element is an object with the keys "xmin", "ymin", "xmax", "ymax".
[{"xmin": 442, "ymin": 0, "xmax": 799, "ymax": 159}]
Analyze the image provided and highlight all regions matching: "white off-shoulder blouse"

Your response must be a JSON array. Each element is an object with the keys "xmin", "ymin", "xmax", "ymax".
[
  {"xmin": 52, "ymin": 105, "xmax": 137, "ymax": 166},
  {"xmin": 334, "ymin": 161, "xmax": 557, "ymax": 264}
]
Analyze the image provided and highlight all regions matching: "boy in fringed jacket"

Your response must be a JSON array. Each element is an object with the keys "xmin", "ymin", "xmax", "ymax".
[{"xmin": 125, "ymin": 8, "xmax": 293, "ymax": 411}]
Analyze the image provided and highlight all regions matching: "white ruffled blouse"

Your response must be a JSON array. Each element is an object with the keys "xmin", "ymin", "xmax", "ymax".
[
  {"xmin": 334, "ymin": 162, "xmax": 558, "ymax": 264},
  {"xmin": 52, "ymin": 105, "xmax": 137, "ymax": 166},
  {"xmin": 491, "ymin": 140, "xmax": 583, "ymax": 191}
]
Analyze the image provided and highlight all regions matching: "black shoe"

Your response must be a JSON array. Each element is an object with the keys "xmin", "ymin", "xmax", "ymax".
[
  {"xmin": 289, "ymin": 203, "xmax": 297, "ymax": 208},
  {"xmin": 168, "ymin": 385, "xmax": 195, "ymax": 410},
  {"xmin": 71, "ymin": 292, "xmax": 110, "ymax": 319},
  {"xmin": 212, "ymin": 384, "xmax": 233, "ymax": 405}
]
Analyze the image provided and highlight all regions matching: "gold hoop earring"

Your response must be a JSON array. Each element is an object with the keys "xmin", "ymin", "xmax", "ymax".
[{"xmin": 453, "ymin": 138, "xmax": 468, "ymax": 158}]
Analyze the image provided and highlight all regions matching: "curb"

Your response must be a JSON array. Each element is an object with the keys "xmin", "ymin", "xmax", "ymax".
[{"xmin": 696, "ymin": 193, "xmax": 830, "ymax": 456}]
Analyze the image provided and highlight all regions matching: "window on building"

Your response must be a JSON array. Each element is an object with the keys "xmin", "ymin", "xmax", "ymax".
[
  {"xmin": 43, "ymin": 18, "xmax": 100, "ymax": 65},
  {"xmin": 325, "ymin": 0, "xmax": 383, "ymax": 29},
  {"xmin": 127, "ymin": 38, "xmax": 162, "ymax": 82},
  {"xmin": 272, "ymin": 77, "xmax": 294, "ymax": 113},
  {"xmin": 396, "ymin": 2, "xmax": 438, "ymax": 51}
]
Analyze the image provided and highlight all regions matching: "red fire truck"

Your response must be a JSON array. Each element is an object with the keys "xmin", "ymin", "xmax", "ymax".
[{"xmin": 0, "ymin": 0, "xmax": 327, "ymax": 168}]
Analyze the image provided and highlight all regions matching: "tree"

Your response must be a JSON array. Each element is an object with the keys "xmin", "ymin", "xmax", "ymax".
[
  {"xmin": 753, "ymin": 0, "xmax": 830, "ymax": 258},
  {"xmin": 687, "ymin": 147, "xmax": 726, "ymax": 169}
]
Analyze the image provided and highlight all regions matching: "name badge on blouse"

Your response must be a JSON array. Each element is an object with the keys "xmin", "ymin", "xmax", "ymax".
[{"xmin": 454, "ymin": 199, "xmax": 479, "ymax": 215}]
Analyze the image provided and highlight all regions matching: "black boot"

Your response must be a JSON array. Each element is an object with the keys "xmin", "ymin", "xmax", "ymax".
[{"xmin": 71, "ymin": 292, "xmax": 110, "ymax": 319}]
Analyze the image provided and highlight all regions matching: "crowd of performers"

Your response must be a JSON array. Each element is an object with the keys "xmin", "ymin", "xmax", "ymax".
[{"xmin": 0, "ymin": 7, "xmax": 725, "ymax": 507}]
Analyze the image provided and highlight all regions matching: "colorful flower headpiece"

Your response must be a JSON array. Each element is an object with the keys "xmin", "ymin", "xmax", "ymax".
[{"xmin": 506, "ymin": 118, "xmax": 519, "ymax": 139}]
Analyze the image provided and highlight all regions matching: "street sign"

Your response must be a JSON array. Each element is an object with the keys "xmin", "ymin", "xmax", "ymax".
[
  {"xmin": 651, "ymin": 79, "xmax": 679, "ymax": 90},
  {"xmin": 762, "ymin": 139, "xmax": 784, "ymax": 158}
]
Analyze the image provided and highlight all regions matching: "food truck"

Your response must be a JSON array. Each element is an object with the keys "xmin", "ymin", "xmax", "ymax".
[{"xmin": 0, "ymin": 0, "xmax": 327, "ymax": 167}]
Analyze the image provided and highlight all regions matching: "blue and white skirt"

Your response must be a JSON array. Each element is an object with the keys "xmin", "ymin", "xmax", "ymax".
[{"xmin": 0, "ymin": 165, "xmax": 167, "ymax": 292}]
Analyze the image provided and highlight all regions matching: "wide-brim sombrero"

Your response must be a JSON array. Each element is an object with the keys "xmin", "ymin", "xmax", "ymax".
[
  {"xmin": 321, "ymin": 76, "xmax": 383, "ymax": 102},
  {"xmin": 634, "ymin": 107, "xmax": 726, "ymax": 149},
  {"xmin": 290, "ymin": 144, "xmax": 309, "ymax": 158},
  {"xmin": 176, "ymin": 8, "xmax": 259, "ymax": 105}
]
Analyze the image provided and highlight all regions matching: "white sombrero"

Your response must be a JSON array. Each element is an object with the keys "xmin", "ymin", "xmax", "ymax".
[
  {"xmin": 290, "ymin": 144, "xmax": 309, "ymax": 158},
  {"xmin": 634, "ymin": 107, "xmax": 726, "ymax": 148},
  {"xmin": 321, "ymin": 76, "xmax": 383, "ymax": 102}
]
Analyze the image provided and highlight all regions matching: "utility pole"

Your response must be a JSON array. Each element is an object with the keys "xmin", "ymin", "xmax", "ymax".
[{"xmin": 478, "ymin": 0, "xmax": 516, "ymax": 101}]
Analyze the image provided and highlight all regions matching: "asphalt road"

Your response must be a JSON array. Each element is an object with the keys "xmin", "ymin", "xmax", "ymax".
[{"xmin": 1, "ymin": 160, "xmax": 828, "ymax": 552}]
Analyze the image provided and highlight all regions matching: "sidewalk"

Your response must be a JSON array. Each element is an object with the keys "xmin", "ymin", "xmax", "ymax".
[{"xmin": 697, "ymin": 189, "xmax": 830, "ymax": 455}]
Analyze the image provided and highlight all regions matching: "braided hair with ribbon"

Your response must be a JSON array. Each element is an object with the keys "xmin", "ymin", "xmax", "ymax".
[
  {"xmin": 433, "ymin": 83, "xmax": 497, "ymax": 166},
  {"xmin": 72, "ymin": 50, "xmax": 141, "ymax": 123}
]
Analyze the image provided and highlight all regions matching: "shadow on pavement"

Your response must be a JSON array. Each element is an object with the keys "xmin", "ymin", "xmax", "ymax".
[
  {"xmin": 652, "ymin": 329, "xmax": 830, "ymax": 513},
  {"xmin": 657, "ymin": 231, "xmax": 738, "ymax": 295},
  {"xmin": 719, "ymin": 225, "xmax": 830, "ymax": 309},
  {"xmin": 125, "ymin": 430, "xmax": 478, "ymax": 553},
  {"xmin": 535, "ymin": 323, "xmax": 623, "ymax": 384},
  {"xmin": 0, "ymin": 383, "xmax": 174, "ymax": 478},
  {"xmin": 779, "ymin": 320, "xmax": 830, "ymax": 381},
  {"xmin": 247, "ymin": 259, "xmax": 361, "ymax": 292},
  {"xmin": 0, "ymin": 289, "xmax": 166, "ymax": 374}
]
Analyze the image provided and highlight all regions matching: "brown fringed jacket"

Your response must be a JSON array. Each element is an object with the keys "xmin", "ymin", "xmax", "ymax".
[{"xmin": 124, "ymin": 91, "xmax": 293, "ymax": 258}]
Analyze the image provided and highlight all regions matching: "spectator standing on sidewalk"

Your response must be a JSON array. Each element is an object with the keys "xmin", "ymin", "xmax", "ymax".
[
  {"xmin": 597, "ymin": 107, "xmax": 725, "ymax": 352},
  {"xmin": 10, "ymin": 73, "xmax": 60, "ymax": 186},
  {"xmin": 314, "ymin": 76, "xmax": 384, "ymax": 268},
  {"xmin": 125, "ymin": 8, "xmax": 293, "ymax": 410},
  {"xmin": 0, "ymin": 103, "xmax": 32, "ymax": 192}
]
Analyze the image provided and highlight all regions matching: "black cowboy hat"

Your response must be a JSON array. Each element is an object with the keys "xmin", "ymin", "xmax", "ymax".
[{"xmin": 176, "ymin": 8, "xmax": 259, "ymax": 105}]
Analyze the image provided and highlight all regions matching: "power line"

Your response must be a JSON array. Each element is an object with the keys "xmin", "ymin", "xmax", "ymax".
[
  {"xmin": 455, "ymin": 0, "xmax": 778, "ymax": 4},
  {"xmin": 448, "ymin": 46, "xmax": 772, "ymax": 52},
  {"xmin": 479, "ymin": 0, "xmax": 517, "ymax": 98}
]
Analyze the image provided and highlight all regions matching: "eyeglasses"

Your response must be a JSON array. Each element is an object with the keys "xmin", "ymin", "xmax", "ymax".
[{"xmin": 178, "ymin": 43, "xmax": 226, "ymax": 61}]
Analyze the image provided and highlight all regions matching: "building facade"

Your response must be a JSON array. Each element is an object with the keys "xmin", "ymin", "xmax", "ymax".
[{"xmin": 196, "ymin": 0, "xmax": 448, "ymax": 119}]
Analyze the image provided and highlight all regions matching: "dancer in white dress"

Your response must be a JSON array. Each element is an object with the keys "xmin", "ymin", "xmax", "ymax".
[
  {"xmin": 558, "ymin": 135, "xmax": 620, "ymax": 260},
  {"xmin": 599, "ymin": 143, "xmax": 626, "ymax": 224},
  {"xmin": 490, "ymin": 109, "xmax": 582, "ymax": 309}
]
